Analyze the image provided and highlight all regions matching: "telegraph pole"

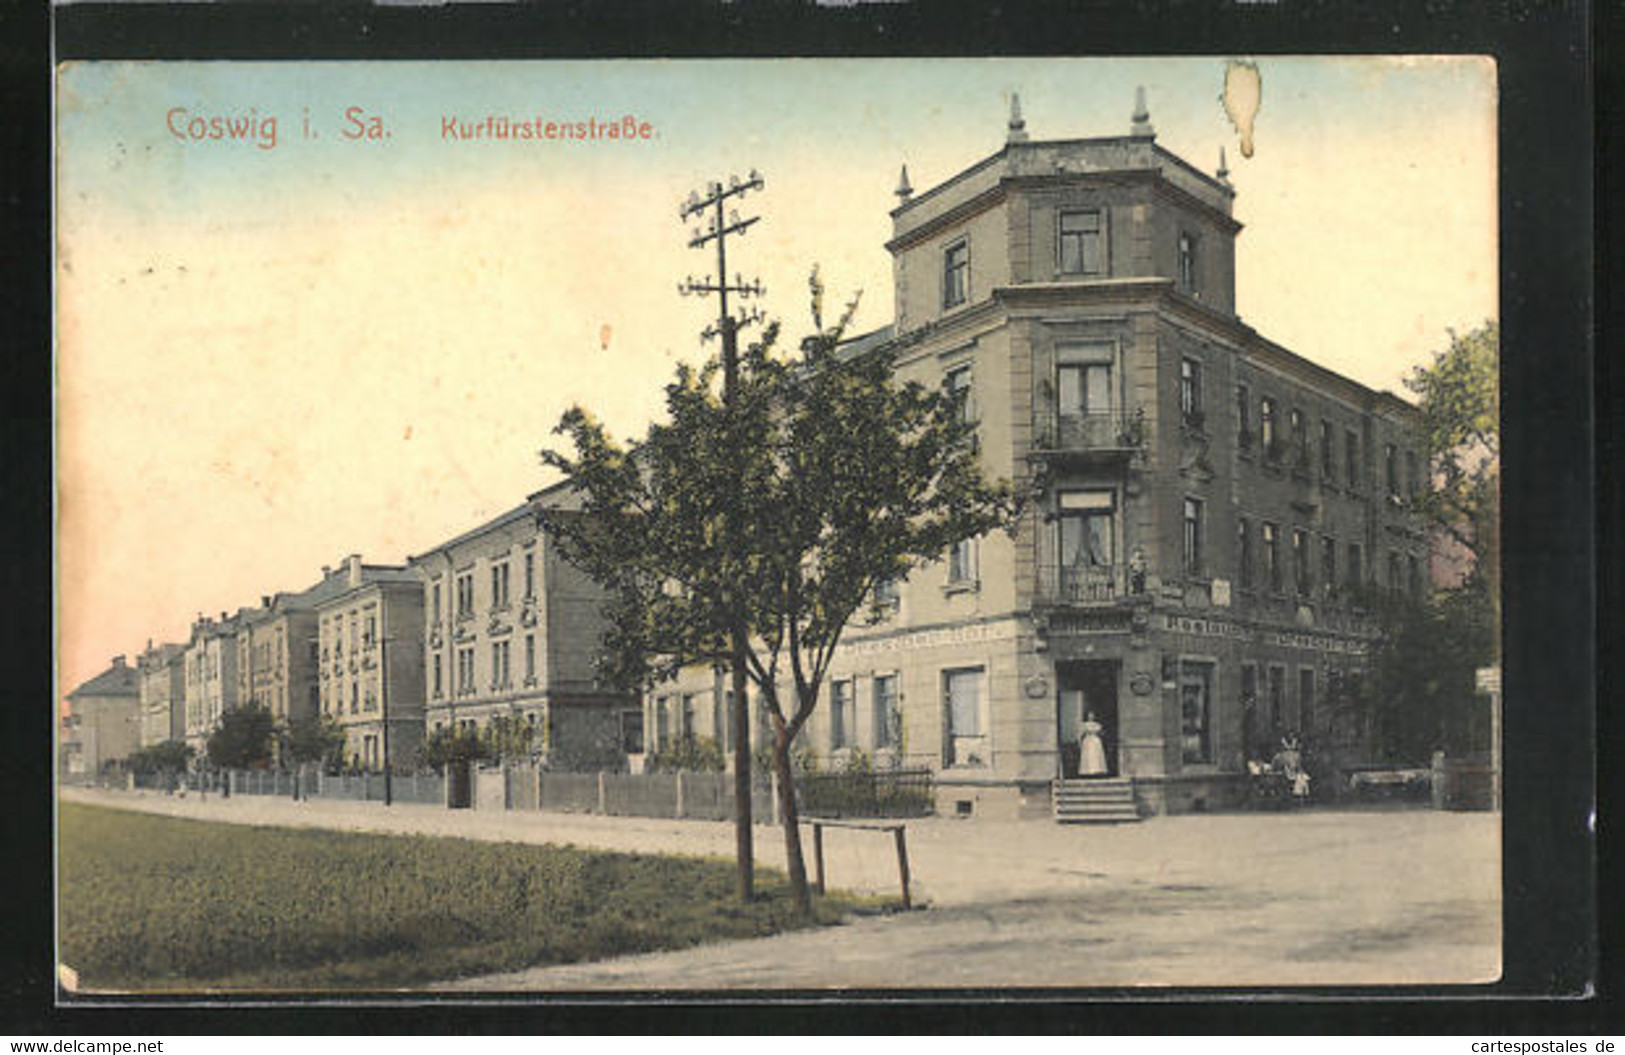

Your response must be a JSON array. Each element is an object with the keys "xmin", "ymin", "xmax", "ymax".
[{"xmin": 679, "ymin": 170, "xmax": 765, "ymax": 901}]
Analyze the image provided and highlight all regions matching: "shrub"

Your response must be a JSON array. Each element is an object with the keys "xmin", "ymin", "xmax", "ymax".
[{"xmin": 645, "ymin": 735, "xmax": 725, "ymax": 773}]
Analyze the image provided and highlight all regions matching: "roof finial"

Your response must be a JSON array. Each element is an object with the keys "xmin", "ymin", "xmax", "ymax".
[
  {"xmin": 1131, "ymin": 85, "xmax": 1155, "ymax": 137},
  {"xmin": 894, "ymin": 164, "xmax": 913, "ymax": 204},
  {"xmin": 1217, "ymin": 146, "xmax": 1232, "ymax": 187},
  {"xmin": 1007, "ymin": 92, "xmax": 1029, "ymax": 144}
]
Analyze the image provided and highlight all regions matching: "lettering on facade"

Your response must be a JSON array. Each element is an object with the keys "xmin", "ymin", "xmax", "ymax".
[
  {"xmin": 1162, "ymin": 613, "xmax": 1369, "ymax": 656},
  {"xmin": 1048, "ymin": 612, "xmax": 1132, "ymax": 635},
  {"xmin": 843, "ymin": 619, "xmax": 1018, "ymax": 658}
]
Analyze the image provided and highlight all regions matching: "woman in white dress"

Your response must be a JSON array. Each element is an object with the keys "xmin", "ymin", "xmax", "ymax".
[{"xmin": 1078, "ymin": 712, "xmax": 1108, "ymax": 777}]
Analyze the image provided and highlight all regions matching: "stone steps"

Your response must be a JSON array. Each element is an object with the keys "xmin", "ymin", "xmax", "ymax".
[{"xmin": 1052, "ymin": 777, "xmax": 1142, "ymax": 823}]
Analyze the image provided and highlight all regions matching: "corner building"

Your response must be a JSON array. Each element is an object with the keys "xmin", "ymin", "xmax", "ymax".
[{"xmin": 660, "ymin": 96, "xmax": 1427, "ymax": 818}]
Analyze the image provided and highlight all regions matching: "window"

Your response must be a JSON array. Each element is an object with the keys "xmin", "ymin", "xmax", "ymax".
[
  {"xmin": 1179, "ymin": 358, "xmax": 1204, "ymax": 426},
  {"xmin": 432, "ymin": 581, "xmax": 442, "ymax": 624},
  {"xmin": 1290, "ymin": 409, "xmax": 1308, "ymax": 468},
  {"xmin": 1320, "ymin": 420, "xmax": 1336, "ymax": 479},
  {"xmin": 524, "ymin": 633, "xmax": 535, "ymax": 681},
  {"xmin": 350, "ymin": 684, "xmax": 358, "ymax": 714},
  {"xmin": 1058, "ymin": 209, "xmax": 1105, "ymax": 275},
  {"xmin": 943, "ymin": 240, "xmax": 969, "ymax": 308},
  {"xmin": 1058, "ymin": 491, "xmax": 1115, "ymax": 597},
  {"xmin": 1183, "ymin": 497, "xmax": 1204, "ymax": 577},
  {"xmin": 1298, "ymin": 669, "xmax": 1316, "ymax": 737},
  {"xmin": 1385, "ymin": 443, "xmax": 1400, "ymax": 497},
  {"xmin": 491, "ymin": 562, "xmax": 510, "ymax": 609},
  {"xmin": 349, "ymin": 614, "xmax": 357, "ymax": 652},
  {"xmin": 457, "ymin": 647, "xmax": 474, "ymax": 694},
  {"xmin": 680, "ymin": 694, "xmax": 696, "ymax": 739},
  {"xmin": 1236, "ymin": 383, "xmax": 1252, "ymax": 449},
  {"xmin": 1292, "ymin": 529, "xmax": 1311, "ymax": 596},
  {"xmin": 1177, "ymin": 231, "xmax": 1198, "ymax": 291},
  {"xmin": 1237, "ymin": 517, "xmax": 1253, "ymax": 588},
  {"xmin": 1260, "ymin": 398, "xmax": 1278, "ymax": 458},
  {"xmin": 653, "ymin": 697, "xmax": 670, "ymax": 747},
  {"xmin": 1267, "ymin": 666, "xmax": 1286, "ymax": 738},
  {"xmin": 364, "ymin": 615, "xmax": 376, "ymax": 649},
  {"xmin": 947, "ymin": 537, "xmax": 978, "ymax": 586},
  {"xmin": 830, "ymin": 680, "xmax": 855, "ymax": 750},
  {"xmin": 1345, "ymin": 430, "xmax": 1361, "ymax": 488},
  {"xmin": 1407, "ymin": 450, "xmax": 1422, "ymax": 500},
  {"xmin": 492, "ymin": 641, "xmax": 510, "ymax": 688},
  {"xmin": 1388, "ymin": 550, "xmax": 1402, "ymax": 592},
  {"xmin": 1321, "ymin": 537, "xmax": 1337, "ymax": 597},
  {"xmin": 873, "ymin": 674, "xmax": 900, "ymax": 750},
  {"xmin": 524, "ymin": 551, "xmax": 536, "ymax": 599},
  {"xmin": 455, "ymin": 572, "xmax": 474, "ymax": 619},
  {"xmin": 945, "ymin": 363, "xmax": 974, "ymax": 425},
  {"xmin": 432, "ymin": 654, "xmax": 442, "ymax": 698},
  {"xmin": 620, "ymin": 710, "xmax": 645, "ymax": 755},
  {"xmin": 364, "ymin": 683, "xmax": 377, "ymax": 713},
  {"xmin": 1241, "ymin": 664, "xmax": 1260, "ymax": 758},
  {"xmin": 1057, "ymin": 362, "xmax": 1112, "ymax": 419},
  {"xmin": 1262, "ymin": 522, "xmax": 1281, "ymax": 591},
  {"xmin": 1179, "ymin": 660, "xmax": 1213, "ymax": 764},
  {"xmin": 872, "ymin": 577, "xmax": 900, "ymax": 612},
  {"xmin": 1408, "ymin": 553, "xmax": 1422, "ymax": 597},
  {"xmin": 1347, "ymin": 542, "xmax": 1364, "ymax": 590},
  {"xmin": 943, "ymin": 667, "xmax": 985, "ymax": 765}
]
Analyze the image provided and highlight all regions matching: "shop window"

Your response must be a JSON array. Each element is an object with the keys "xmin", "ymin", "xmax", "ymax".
[{"xmin": 1180, "ymin": 660, "xmax": 1214, "ymax": 764}]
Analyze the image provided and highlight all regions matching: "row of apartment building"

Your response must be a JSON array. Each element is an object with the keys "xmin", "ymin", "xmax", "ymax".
[{"xmin": 65, "ymin": 93, "xmax": 1429, "ymax": 815}]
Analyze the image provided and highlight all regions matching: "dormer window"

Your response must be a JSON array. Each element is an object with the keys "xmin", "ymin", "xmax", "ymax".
[
  {"xmin": 1058, "ymin": 209, "xmax": 1105, "ymax": 276},
  {"xmin": 1177, "ymin": 231, "xmax": 1198, "ymax": 292},
  {"xmin": 943, "ymin": 239, "xmax": 969, "ymax": 309}
]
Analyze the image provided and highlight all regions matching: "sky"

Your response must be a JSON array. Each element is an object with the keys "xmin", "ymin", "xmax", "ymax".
[{"xmin": 55, "ymin": 56, "xmax": 1497, "ymax": 704}]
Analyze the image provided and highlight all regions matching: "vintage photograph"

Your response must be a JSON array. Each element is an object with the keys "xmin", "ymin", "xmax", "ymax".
[{"xmin": 55, "ymin": 56, "xmax": 1502, "ymax": 993}]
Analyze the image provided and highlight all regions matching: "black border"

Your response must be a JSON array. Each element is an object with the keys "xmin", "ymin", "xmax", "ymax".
[{"xmin": 8, "ymin": 0, "xmax": 1604, "ymax": 1035}]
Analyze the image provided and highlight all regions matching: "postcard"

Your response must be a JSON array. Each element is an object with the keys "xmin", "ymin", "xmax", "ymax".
[{"xmin": 55, "ymin": 56, "xmax": 1505, "ymax": 996}]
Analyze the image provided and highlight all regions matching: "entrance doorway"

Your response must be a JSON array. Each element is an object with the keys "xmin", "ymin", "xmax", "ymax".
[{"xmin": 1056, "ymin": 660, "xmax": 1120, "ymax": 778}]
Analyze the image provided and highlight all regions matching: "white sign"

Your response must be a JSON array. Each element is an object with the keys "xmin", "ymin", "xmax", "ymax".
[{"xmin": 1475, "ymin": 666, "xmax": 1502, "ymax": 694}]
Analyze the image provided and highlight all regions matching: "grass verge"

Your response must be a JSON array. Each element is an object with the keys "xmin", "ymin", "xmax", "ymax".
[{"xmin": 58, "ymin": 802, "xmax": 859, "ymax": 992}]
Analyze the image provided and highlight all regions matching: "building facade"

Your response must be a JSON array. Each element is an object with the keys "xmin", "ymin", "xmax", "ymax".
[
  {"xmin": 137, "ymin": 641, "xmax": 186, "ymax": 747},
  {"xmin": 62, "ymin": 655, "xmax": 142, "ymax": 777},
  {"xmin": 408, "ymin": 485, "xmax": 636, "ymax": 771},
  {"xmin": 183, "ymin": 612, "xmax": 241, "ymax": 753},
  {"xmin": 316, "ymin": 560, "xmax": 426, "ymax": 770},
  {"xmin": 652, "ymin": 96, "xmax": 1426, "ymax": 817}
]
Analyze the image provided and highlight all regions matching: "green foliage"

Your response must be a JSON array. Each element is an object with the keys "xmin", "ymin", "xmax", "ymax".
[
  {"xmin": 57, "ymin": 803, "xmax": 856, "ymax": 991},
  {"xmin": 480, "ymin": 713, "xmax": 537, "ymax": 763},
  {"xmin": 1365, "ymin": 579, "xmax": 1497, "ymax": 762},
  {"xmin": 542, "ymin": 274, "xmax": 1027, "ymax": 910},
  {"xmin": 126, "ymin": 740, "xmax": 194, "ymax": 775},
  {"xmin": 418, "ymin": 725, "xmax": 489, "ymax": 772},
  {"xmin": 645, "ymin": 735, "xmax": 726, "ymax": 773},
  {"xmin": 205, "ymin": 707, "xmax": 275, "ymax": 770},
  {"xmin": 282, "ymin": 714, "xmax": 346, "ymax": 768},
  {"xmin": 1404, "ymin": 321, "xmax": 1499, "ymax": 584}
]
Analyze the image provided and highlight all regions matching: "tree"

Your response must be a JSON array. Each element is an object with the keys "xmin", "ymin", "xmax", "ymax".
[
  {"xmin": 127, "ymin": 739, "xmax": 194, "ymax": 775},
  {"xmin": 205, "ymin": 706, "xmax": 275, "ymax": 770},
  {"xmin": 1404, "ymin": 320, "xmax": 1499, "ymax": 593},
  {"xmin": 282, "ymin": 714, "xmax": 347, "ymax": 770},
  {"xmin": 419, "ymin": 724, "xmax": 488, "ymax": 773},
  {"xmin": 480, "ymin": 714, "xmax": 536, "ymax": 763},
  {"xmin": 543, "ymin": 279, "xmax": 1025, "ymax": 913},
  {"xmin": 1361, "ymin": 321, "xmax": 1500, "ymax": 761}
]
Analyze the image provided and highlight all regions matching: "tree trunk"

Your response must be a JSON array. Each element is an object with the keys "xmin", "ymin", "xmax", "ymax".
[
  {"xmin": 731, "ymin": 633, "xmax": 753, "ymax": 902},
  {"xmin": 773, "ymin": 733, "xmax": 812, "ymax": 916}
]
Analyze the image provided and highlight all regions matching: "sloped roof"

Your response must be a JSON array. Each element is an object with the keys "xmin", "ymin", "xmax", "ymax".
[{"xmin": 67, "ymin": 661, "xmax": 139, "ymax": 700}]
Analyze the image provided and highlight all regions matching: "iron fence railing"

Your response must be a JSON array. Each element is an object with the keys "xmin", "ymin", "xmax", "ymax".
[
  {"xmin": 1035, "ymin": 561, "xmax": 1132, "ymax": 604},
  {"xmin": 797, "ymin": 768, "xmax": 934, "ymax": 819},
  {"xmin": 1045, "ymin": 412, "xmax": 1140, "ymax": 452}
]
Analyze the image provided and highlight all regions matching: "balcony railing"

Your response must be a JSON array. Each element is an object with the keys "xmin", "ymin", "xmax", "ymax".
[
  {"xmin": 1035, "ymin": 561, "xmax": 1135, "ymax": 605},
  {"xmin": 1038, "ymin": 412, "xmax": 1142, "ymax": 454}
]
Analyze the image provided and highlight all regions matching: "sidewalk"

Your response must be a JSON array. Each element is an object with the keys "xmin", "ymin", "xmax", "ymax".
[{"xmin": 62, "ymin": 787, "xmax": 1501, "ymax": 989}]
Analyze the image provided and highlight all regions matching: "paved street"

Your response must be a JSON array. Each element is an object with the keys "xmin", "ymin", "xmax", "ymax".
[{"xmin": 63, "ymin": 787, "xmax": 1500, "ymax": 990}]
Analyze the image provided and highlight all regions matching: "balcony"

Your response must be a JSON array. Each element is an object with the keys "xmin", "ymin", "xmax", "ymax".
[
  {"xmin": 1035, "ymin": 561, "xmax": 1141, "ymax": 607},
  {"xmin": 1032, "ymin": 412, "xmax": 1142, "ymax": 462}
]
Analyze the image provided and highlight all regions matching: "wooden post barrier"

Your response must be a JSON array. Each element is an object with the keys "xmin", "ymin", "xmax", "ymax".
[{"xmin": 801, "ymin": 818, "xmax": 912, "ymax": 909}]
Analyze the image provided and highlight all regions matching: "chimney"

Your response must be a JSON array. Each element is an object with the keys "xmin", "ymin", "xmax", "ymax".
[
  {"xmin": 347, "ymin": 554, "xmax": 363, "ymax": 587},
  {"xmin": 112, "ymin": 655, "xmax": 126, "ymax": 668},
  {"xmin": 261, "ymin": 595, "xmax": 271, "ymax": 609},
  {"xmin": 322, "ymin": 565, "xmax": 332, "ymax": 579},
  {"xmin": 220, "ymin": 611, "xmax": 228, "ymax": 623}
]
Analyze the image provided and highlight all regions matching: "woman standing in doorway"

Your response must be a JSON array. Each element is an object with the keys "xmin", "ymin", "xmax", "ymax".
[{"xmin": 1079, "ymin": 711, "xmax": 1108, "ymax": 777}]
